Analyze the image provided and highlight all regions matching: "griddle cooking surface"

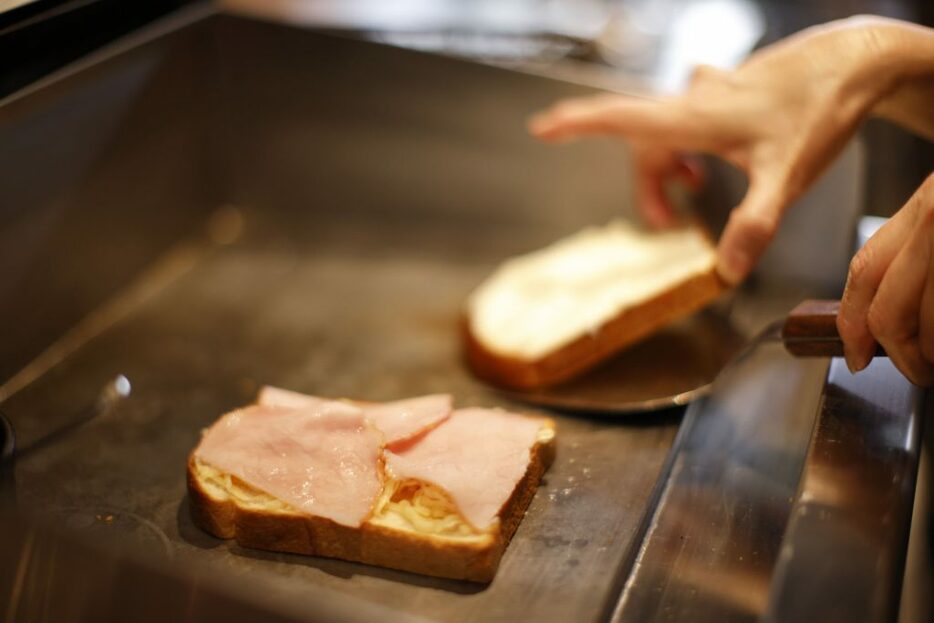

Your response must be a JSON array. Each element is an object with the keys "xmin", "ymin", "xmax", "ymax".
[{"xmin": 4, "ymin": 213, "xmax": 680, "ymax": 623}]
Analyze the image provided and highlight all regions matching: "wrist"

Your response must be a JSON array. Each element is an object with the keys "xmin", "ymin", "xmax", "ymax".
[{"xmin": 840, "ymin": 18, "xmax": 934, "ymax": 109}]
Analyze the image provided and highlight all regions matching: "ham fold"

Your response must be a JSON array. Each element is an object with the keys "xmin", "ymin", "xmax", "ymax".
[
  {"xmin": 258, "ymin": 386, "xmax": 451, "ymax": 445},
  {"xmin": 195, "ymin": 401, "xmax": 383, "ymax": 528},
  {"xmin": 384, "ymin": 408, "xmax": 543, "ymax": 530}
]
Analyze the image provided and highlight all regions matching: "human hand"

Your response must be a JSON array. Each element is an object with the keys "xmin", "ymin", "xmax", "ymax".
[
  {"xmin": 837, "ymin": 173, "xmax": 934, "ymax": 386},
  {"xmin": 528, "ymin": 17, "xmax": 926, "ymax": 285}
]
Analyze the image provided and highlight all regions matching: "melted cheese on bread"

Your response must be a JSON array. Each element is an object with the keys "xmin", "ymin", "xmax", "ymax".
[{"xmin": 468, "ymin": 220, "xmax": 717, "ymax": 359}]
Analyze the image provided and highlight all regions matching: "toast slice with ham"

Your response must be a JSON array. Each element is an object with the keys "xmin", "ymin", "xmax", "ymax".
[
  {"xmin": 464, "ymin": 220, "xmax": 725, "ymax": 389},
  {"xmin": 187, "ymin": 389, "xmax": 555, "ymax": 582}
]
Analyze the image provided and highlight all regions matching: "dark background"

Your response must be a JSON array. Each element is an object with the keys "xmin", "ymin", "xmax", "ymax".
[{"xmin": 1, "ymin": 0, "xmax": 931, "ymax": 219}]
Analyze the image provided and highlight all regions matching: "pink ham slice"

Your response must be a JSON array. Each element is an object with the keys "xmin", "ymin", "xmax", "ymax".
[
  {"xmin": 360, "ymin": 395, "xmax": 452, "ymax": 445},
  {"xmin": 195, "ymin": 401, "xmax": 383, "ymax": 528},
  {"xmin": 257, "ymin": 386, "xmax": 452, "ymax": 446},
  {"xmin": 255, "ymin": 386, "xmax": 331, "ymax": 410},
  {"xmin": 384, "ymin": 408, "xmax": 544, "ymax": 531}
]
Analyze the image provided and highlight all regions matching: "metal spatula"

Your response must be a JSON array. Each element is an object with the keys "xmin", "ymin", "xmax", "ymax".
[{"xmin": 495, "ymin": 299, "xmax": 879, "ymax": 414}]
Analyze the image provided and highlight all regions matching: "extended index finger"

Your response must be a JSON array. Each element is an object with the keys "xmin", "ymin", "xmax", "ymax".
[{"xmin": 528, "ymin": 94, "xmax": 711, "ymax": 148}]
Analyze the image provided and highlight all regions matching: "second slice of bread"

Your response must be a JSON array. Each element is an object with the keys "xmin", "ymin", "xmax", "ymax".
[{"xmin": 464, "ymin": 221, "xmax": 724, "ymax": 389}]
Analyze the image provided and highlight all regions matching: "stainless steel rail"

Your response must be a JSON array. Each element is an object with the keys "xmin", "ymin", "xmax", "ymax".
[{"xmin": 766, "ymin": 360, "xmax": 924, "ymax": 623}]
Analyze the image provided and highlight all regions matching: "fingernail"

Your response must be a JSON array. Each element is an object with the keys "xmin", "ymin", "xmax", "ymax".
[
  {"xmin": 854, "ymin": 351, "xmax": 872, "ymax": 372},
  {"xmin": 843, "ymin": 346, "xmax": 871, "ymax": 373},
  {"xmin": 842, "ymin": 338, "xmax": 856, "ymax": 372},
  {"xmin": 844, "ymin": 350, "xmax": 858, "ymax": 374},
  {"xmin": 527, "ymin": 114, "xmax": 551, "ymax": 135}
]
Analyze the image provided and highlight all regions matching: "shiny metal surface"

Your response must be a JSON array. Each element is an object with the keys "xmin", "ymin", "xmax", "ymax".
[
  {"xmin": 3, "ymin": 222, "xmax": 681, "ymax": 622},
  {"xmin": 15, "ymin": 375, "xmax": 130, "ymax": 459},
  {"xmin": 0, "ymin": 511, "xmax": 389, "ymax": 623},
  {"xmin": 0, "ymin": 10, "xmax": 678, "ymax": 622},
  {"xmin": 612, "ymin": 317, "xmax": 924, "ymax": 623},
  {"xmin": 608, "ymin": 221, "xmax": 925, "ymax": 621},
  {"xmin": 0, "ymin": 4, "xmax": 218, "ymax": 384},
  {"xmin": 613, "ymin": 339, "xmax": 830, "ymax": 622},
  {"xmin": 766, "ymin": 359, "xmax": 924, "ymax": 623}
]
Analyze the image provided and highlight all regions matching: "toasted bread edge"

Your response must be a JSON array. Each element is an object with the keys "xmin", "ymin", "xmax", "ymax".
[
  {"xmin": 186, "ymin": 420, "xmax": 556, "ymax": 583},
  {"xmin": 463, "ymin": 267, "xmax": 725, "ymax": 390}
]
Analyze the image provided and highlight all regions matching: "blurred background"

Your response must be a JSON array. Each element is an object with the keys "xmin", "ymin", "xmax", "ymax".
[{"xmin": 1, "ymin": 0, "xmax": 931, "ymax": 222}]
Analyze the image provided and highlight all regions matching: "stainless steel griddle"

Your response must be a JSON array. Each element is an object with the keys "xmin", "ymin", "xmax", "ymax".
[{"xmin": 0, "ymin": 6, "xmax": 925, "ymax": 622}]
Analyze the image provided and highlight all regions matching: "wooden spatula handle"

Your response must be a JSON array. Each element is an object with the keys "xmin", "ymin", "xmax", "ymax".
[{"xmin": 782, "ymin": 299, "xmax": 886, "ymax": 358}]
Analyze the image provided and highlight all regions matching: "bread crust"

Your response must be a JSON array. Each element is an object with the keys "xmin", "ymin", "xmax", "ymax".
[
  {"xmin": 463, "ymin": 268, "xmax": 725, "ymax": 390},
  {"xmin": 187, "ymin": 423, "xmax": 555, "ymax": 583}
]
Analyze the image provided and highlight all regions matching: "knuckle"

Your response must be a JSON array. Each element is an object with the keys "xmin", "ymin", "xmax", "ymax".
[
  {"xmin": 847, "ymin": 248, "xmax": 873, "ymax": 287},
  {"xmin": 905, "ymin": 173, "xmax": 934, "ymax": 220},
  {"xmin": 880, "ymin": 338, "xmax": 934, "ymax": 387},
  {"xmin": 732, "ymin": 210, "xmax": 778, "ymax": 246},
  {"xmin": 924, "ymin": 170, "xmax": 934, "ymax": 191},
  {"xmin": 837, "ymin": 288, "xmax": 870, "ymax": 347},
  {"xmin": 689, "ymin": 64, "xmax": 715, "ymax": 86},
  {"xmin": 920, "ymin": 201, "xmax": 934, "ymax": 230},
  {"xmin": 835, "ymin": 312, "xmax": 848, "ymax": 339},
  {"xmin": 784, "ymin": 169, "xmax": 810, "ymax": 201},
  {"xmin": 689, "ymin": 64, "xmax": 732, "ymax": 94},
  {"xmin": 903, "ymin": 360, "xmax": 934, "ymax": 388},
  {"xmin": 771, "ymin": 162, "xmax": 808, "ymax": 202},
  {"xmin": 900, "ymin": 363, "xmax": 922, "ymax": 386},
  {"xmin": 835, "ymin": 310, "xmax": 859, "ymax": 344},
  {"xmin": 865, "ymin": 302, "xmax": 890, "ymax": 340},
  {"xmin": 921, "ymin": 332, "xmax": 934, "ymax": 367}
]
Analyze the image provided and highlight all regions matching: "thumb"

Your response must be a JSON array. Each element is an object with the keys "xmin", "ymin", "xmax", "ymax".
[
  {"xmin": 716, "ymin": 178, "xmax": 787, "ymax": 284},
  {"xmin": 634, "ymin": 147, "xmax": 685, "ymax": 229}
]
